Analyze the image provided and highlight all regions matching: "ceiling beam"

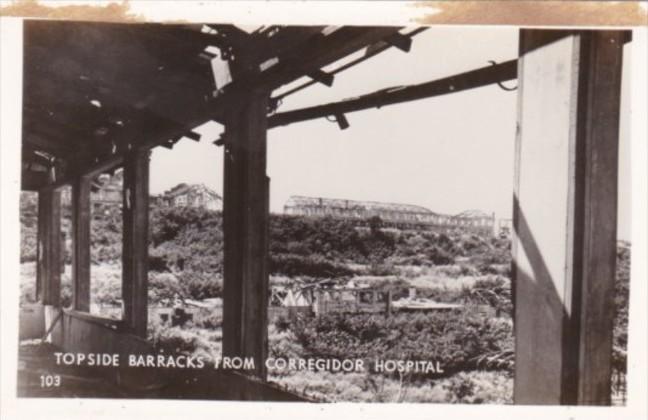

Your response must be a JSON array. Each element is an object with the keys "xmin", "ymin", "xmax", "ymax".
[
  {"xmin": 21, "ymin": 169, "xmax": 50, "ymax": 191},
  {"xmin": 218, "ymin": 26, "xmax": 402, "ymax": 101},
  {"xmin": 24, "ymin": 21, "xmax": 216, "ymax": 127},
  {"xmin": 32, "ymin": 111, "xmax": 206, "ymax": 190},
  {"xmin": 272, "ymin": 27, "xmax": 427, "ymax": 101},
  {"xmin": 260, "ymin": 27, "xmax": 402, "ymax": 90},
  {"xmin": 23, "ymin": 131, "xmax": 75, "ymax": 157},
  {"xmin": 269, "ymin": 59, "xmax": 518, "ymax": 128}
]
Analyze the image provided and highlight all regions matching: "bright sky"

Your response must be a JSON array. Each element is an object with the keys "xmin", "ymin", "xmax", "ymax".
[{"xmin": 149, "ymin": 27, "xmax": 632, "ymax": 240}]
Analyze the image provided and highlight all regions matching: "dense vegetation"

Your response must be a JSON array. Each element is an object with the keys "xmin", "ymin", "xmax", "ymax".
[
  {"xmin": 20, "ymin": 193, "xmax": 511, "ymax": 277},
  {"xmin": 18, "ymin": 196, "xmax": 629, "ymax": 335},
  {"xmin": 267, "ymin": 306, "xmax": 514, "ymax": 402},
  {"xmin": 274, "ymin": 309, "xmax": 514, "ymax": 377},
  {"xmin": 19, "ymin": 194, "xmax": 631, "ymax": 402}
]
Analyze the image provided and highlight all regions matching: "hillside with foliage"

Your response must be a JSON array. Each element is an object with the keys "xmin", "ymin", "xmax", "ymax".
[
  {"xmin": 20, "ymin": 193, "xmax": 512, "ymax": 279},
  {"xmin": 18, "ymin": 195, "xmax": 628, "ymax": 326},
  {"xmin": 19, "ymin": 194, "xmax": 630, "ymax": 402},
  {"xmin": 149, "ymin": 208, "xmax": 512, "ymax": 280}
]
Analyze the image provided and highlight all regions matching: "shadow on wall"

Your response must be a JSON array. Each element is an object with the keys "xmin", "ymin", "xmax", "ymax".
[{"xmin": 512, "ymin": 193, "xmax": 614, "ymax": 405}]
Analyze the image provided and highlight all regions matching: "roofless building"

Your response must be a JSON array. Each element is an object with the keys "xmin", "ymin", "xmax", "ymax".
[{"xmin": 284, "ymin": 195, "xmax": 496, "ymax": 234}]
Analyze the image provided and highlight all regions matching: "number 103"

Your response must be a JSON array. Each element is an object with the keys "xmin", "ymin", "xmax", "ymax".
[{"xmin": 39, "ymin": 374, "xmax": 61, "ymax": 387}]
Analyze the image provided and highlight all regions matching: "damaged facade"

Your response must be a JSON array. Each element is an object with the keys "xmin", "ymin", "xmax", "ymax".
[
  {"xmin": 284, "ymin": 195, "xmax": 495, "ymax": 233},
  {"xmin": 159, "ymin": 183, "xmax": 222, "ymax": 211}
]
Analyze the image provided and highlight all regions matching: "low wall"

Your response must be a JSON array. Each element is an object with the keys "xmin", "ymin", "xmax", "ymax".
[
  {"xmin": 19, "ymin": 303, "xmax": 45, "ymax": 340},
  {"xmin": 52, "ymin": 310, "xmax": 152, "ymax": 355}
]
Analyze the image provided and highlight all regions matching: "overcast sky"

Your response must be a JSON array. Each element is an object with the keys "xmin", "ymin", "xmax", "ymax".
[{"xmin": 149, "ymin": 27, "xmax": 632, "ymax": 240}]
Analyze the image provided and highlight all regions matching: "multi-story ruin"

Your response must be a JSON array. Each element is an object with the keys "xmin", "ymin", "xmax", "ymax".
[
  {"xmin": 159, "ymin": 183, "xmax": 222, "ymax": 211},
  {"xmin": 284, "ymin": 195, "xmax": 495, "ymax": 234}
]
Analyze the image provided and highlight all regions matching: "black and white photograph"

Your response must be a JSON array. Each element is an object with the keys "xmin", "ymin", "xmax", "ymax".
[{"xmin": 0, "ymin": 1, "xmax": 646, "ymax": 419}]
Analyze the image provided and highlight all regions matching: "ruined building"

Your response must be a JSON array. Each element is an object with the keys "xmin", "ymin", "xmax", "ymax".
[
  {"xmin": 283, "ymin": 195, "xmax": 495, "ymax": 234},
  {"xmin": 159, "ymin": 183, "xmax": 222, "ymax": 211}
]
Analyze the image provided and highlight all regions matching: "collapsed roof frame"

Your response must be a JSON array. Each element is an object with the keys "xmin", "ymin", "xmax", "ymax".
[{"xmin": 22, "ymin": 22, "xmax": 415, "ymax": 191}]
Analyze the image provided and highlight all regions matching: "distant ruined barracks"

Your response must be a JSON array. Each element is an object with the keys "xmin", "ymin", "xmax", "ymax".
[{"xmin": 284, "ymin": 195, "xmax": 495, "ymax": 235}]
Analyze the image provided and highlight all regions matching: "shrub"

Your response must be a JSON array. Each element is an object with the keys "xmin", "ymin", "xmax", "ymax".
[
  {"xmin": 458, "ymin": 264, "xmax": 479, "ymax": 276},
  {"xmin": 270, "ymin": 254, "xmax": 354, "ymax": 278},
  {"xmin": 60, "ymin": 275, "xmax": 73, "ymax": 308},
  {"xmin": 149, "ymin": 206, "xmax": 224, "ymax": 273},
  {"xmin": 177, "ymin": 271, "xmax": 223, "ymax": 300},
  {"xmin": 148, "ymin": 248, "xmax": 170, "ymax": 272},
  {"xmin": 193, "ymin": 311, "xmax": 222, "ymax": 329},
  {"xmin": 273, "ymin": 314, "xmax": 292, "ymax": 333},
  {"xmin": 148, "ymin": 272, "xmax": 184, "ymax": 305},
  {"xmin": 440, "ymin": 371, "xmax": 513, "ymax": 404},
  {"xmin": 426, "ymin": 245, "xmax": 454, "ymax": 265},
  {"xmin": 20, "ymin": 227, "xmax": 38, "ymax": 263},
  {"xmin": 83, "ymin": 265, "xmax": 123, "ymax": 307},
  {"xmin": 268, "ymin": 324, "xmax": 305, "ymax": 361},
  {"xmin": 19, "ymin": 263, "xmax": 38, "ymax": 304},
  {"xmin": 366, "ymin": 262, "xmax": 397, "ymax": 276},
  {"xmin": 19, "ymin": 192, "xmax": 39, "ymax": 263},
  {"xmin": 612, "ymin": 244, "xmax": 631, "ymax": 373},
  {"xmin": 461, "ymin": 276, "xmax": 512, "ymax": 316},
  {"xmin": 147, "ymin": 318, "xmax": 221, "ymax": 362},
  {"xmin": 149, "ymin": 323, "xmax": 201, "ymax": 354},
  {"xmin": 287, "ymin": 309, "xmax": 514, "ymax": 379}
]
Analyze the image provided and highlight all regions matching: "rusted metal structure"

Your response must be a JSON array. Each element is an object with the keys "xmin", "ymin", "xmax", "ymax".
[{"xmin": 21, "ymin": 20, "xmax": 629, "ymax": 404}]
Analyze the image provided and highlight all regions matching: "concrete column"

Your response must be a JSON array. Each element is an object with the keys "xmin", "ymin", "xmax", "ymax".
[
  {"xmin": 122, "ymin": 149, "xmax": 150, "ymax": 337},
  {"xmin": 222, "ymin": 89, "xmax": 270, "ymax": 379},
  {"xmin": 513, "ymin": 30, "xmax": 627, "ymax": 405},
  {"xmin": 71, "ymin": 176, "xmax": 91, "ymax": 312},
  {"xmin": 36, "ymin": 189, "xmax": 62, "ymax": 307}
]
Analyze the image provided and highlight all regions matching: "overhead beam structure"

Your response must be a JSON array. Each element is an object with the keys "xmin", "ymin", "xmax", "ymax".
[
  {"xmin": 272, "ymin": 27, "xmax": 427, "ymax": 101},
  {"xmin": 236, "ymin": 27, "xmax": 402, "ymax": 92},
  {"xmin": 269, "ymin": 59, "xmax": 517, "ymax": 128},
  {"xmin": 22, "ymin": 22, "xmax": 408, "ymax": 191}
]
